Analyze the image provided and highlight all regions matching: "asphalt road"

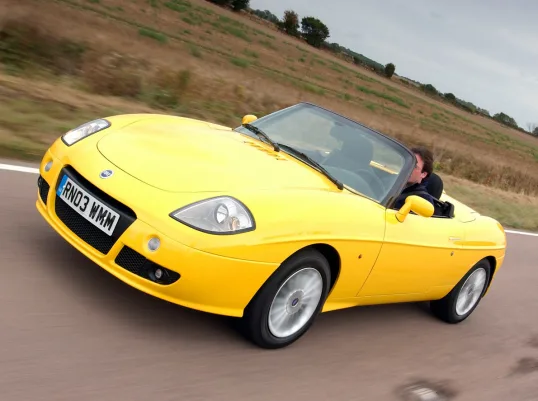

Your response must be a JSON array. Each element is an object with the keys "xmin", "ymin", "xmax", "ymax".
[{"xmin": 1, "ymin": 163, "xmax": 537, "ymax": 401}]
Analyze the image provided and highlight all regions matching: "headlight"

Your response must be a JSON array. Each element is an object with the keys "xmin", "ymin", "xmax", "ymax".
[
  {"xmin": 62, "ymin": 119, "xmax": 110, "ymax": 146},
  {"xmin": 170, "ymin": 196, "xmax": 255, "ymax": 234}
]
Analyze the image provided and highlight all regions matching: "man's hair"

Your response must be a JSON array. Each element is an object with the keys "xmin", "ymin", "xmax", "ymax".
[{"xmin": 411, "ymin": 146, "xmax": 434, "ymax": 178}]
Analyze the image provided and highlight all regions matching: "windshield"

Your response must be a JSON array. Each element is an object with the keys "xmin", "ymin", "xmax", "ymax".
[{"xmin": 234, "ymin": 103, "xmax": 414, "ymax": 204}]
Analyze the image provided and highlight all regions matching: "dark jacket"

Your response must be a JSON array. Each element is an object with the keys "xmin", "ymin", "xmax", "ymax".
[{"xmin": 393, "ymin": 181, "xmax": 434, "ymax": 210}]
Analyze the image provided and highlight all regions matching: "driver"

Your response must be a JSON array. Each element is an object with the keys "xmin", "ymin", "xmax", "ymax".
[{"xmin": 393, "ymin": 146, "xmax": 435, "ymax": 209}]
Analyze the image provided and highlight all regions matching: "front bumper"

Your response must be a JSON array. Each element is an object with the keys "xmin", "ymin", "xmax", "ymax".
[{"xmin": 35, "ymin": 151, "xmax": 279, "ymax": 317}]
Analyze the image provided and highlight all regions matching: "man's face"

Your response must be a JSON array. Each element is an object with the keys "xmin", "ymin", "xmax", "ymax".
[{"xmin": 408, "ymin": 153, "xmax": 427, "ymax": 184}]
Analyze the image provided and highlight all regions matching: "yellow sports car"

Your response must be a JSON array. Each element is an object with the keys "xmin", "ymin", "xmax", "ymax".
[{"xmin": 36, "ymin": 102, "xmax": 506, "ymax": 349}]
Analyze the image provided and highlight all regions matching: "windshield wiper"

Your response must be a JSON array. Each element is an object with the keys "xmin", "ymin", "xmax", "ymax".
[
  {"xmin": 242, "ymin": 123, "xmax": 280, "ymax": 152},
  {"xmin": 277, "ymin": 143, "xmax": 344, "ymax": 190}
]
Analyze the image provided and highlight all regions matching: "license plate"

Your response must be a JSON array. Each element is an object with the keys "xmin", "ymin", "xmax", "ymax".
[{"xmin": 56, "ymin": 175, "xmax": 120, "ymax": 236}]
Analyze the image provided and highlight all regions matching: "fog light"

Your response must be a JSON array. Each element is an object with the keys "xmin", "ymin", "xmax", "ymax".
[
  {"xmin": 155, "ymin": 268, "xmax": 163, "ymax": 280},
  {"xmin": 44, "ymin": 161, "xmax": 53, "ymax": 172},
  {"xmin": 148, "ymin": 237, "xmax": 160, "ymax": 252}
]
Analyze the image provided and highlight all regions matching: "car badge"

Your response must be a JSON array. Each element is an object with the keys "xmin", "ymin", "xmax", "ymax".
[{"xmin": 100, "ymin": 169, "xmax": 113, "ymax": 179}]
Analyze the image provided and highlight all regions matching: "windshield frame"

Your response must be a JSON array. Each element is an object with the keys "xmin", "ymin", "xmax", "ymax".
[{"xmin": 234, "ymin": 102, "xmax": 416, "ymax": 209}]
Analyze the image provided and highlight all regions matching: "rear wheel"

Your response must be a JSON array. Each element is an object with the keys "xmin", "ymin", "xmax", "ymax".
[
  {"xmin": 430, "ymin": 259, "xmax": 491, "ymax": 323},
  {"xmin": 241, "ymin": 248, "xmax": 331, "ymax": 349}
]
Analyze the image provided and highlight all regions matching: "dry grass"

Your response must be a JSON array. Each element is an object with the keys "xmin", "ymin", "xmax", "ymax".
[
  {"xmin": 0, "ymin": 72, "xmax": 158, "ymax": 160},
  {"xmin": 443, "ymin": 176, "xmax": 538, "ymax": 230},
  {"xmin": 1, "ymin": 0, "xmax": 538, "ymax": 201}
]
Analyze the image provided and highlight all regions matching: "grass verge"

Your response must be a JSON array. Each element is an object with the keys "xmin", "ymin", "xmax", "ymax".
[{"xmin": 443, "ymin": 176, "xmax": 538, "ymax": 231}]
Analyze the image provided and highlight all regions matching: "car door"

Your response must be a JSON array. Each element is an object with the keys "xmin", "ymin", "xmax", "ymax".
[{"xmin": 356, "ymin": 207, "xmax": 465, "ymax": 298}]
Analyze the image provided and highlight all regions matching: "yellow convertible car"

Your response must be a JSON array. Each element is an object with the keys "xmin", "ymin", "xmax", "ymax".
[{"xmin": 36, "ymin": 102, "xmax": 506, "ymax": 349}]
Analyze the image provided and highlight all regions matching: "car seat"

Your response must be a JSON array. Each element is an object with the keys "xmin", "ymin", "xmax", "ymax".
[{"xmin": 425, "ymin": 172, "xmax": 443, "ymax": 199}]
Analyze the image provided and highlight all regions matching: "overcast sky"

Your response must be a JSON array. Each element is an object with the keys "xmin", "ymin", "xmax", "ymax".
[{"xmin": 250, "ymin": 0, "xmax": 538, "ymax": 129}]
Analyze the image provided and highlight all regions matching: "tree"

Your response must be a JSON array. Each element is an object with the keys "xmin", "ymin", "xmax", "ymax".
[
  {"xmin": 444, "ymin": 92, "xmax": 456, "ymax": 102},
  {"xmin": 231, "ymin": 0, "xmax": 249, "ymax": 11},
  {"xmin": 527, "ymin": 123, "xmax": 538, "ymax": 136},
  {"xmin": 421, "ymin": 83, "xmax": 438, "ymax": 96},
  {"xmin": 493, "ymin": 112, "xmax": 519, "ymax": 129},
  {"xmin": 300, "ymin": 16, "xmax": 330, "ymax": 48},
  {"xmin": 384, "ymin": 62, "xmax": 395, "ymax": 78},
  {"xmin": 280, "ymin": 10, "xmax": 299, "ymax": 36},
  {"xmin": 252, "ymin": 9, "xmax": 280, "ymax": 25},
  {"xmin": 477, "ymin": 108, "xmax": 490, "ymax": 117}
]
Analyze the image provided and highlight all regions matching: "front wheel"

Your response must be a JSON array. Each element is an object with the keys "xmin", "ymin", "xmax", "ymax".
[
  {"xmin": 430, "ymin": 259, "xmax": 491, "ymax": 323},
  {"xmin": 241, "ymin": 248, "xmax": 331, "ymax": 349}
]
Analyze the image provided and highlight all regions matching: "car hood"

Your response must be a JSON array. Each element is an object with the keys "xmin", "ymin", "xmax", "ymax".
[{"xmin": 97, "ymin": 115, "xmax": 334, "ymax": 193}]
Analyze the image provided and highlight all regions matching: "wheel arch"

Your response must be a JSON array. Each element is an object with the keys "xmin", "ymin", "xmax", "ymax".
[
  {"xmin": 275, "ymin": 243, "xmax": 342, "ymax": 294},
  {"xmin": 484, "ymin": 255, "xmax": 497, "ymax": 293},
  {"xmin": 307, "ymin": 243, "xmax": 341, "ymax": 293}
]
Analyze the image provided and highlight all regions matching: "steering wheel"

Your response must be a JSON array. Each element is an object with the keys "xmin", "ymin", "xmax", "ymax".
[{"xmin": 353, "ymin": 168, "xmax": 386, "ymax": 199}]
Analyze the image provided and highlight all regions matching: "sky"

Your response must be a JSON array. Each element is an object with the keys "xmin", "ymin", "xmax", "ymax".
[{"xmin": 249, "ymin": 0, "xmax": 538, "ymax": 130}]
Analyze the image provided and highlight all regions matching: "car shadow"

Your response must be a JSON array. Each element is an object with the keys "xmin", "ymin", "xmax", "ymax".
[
  {"xmin": 33, "ymin": 231, "xmax": 248, "ymax": 339},
  {"xmin": 33, "ymin": 229, "xmax": 437, "ymax": 349}
]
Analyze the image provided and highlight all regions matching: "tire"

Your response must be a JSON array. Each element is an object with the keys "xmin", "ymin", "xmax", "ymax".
[
  {"xmin": 241, "ymin": 248, "xmax": 331, "ymax": 349},
  {"xmin": 430, "ymin": 259, "xmax": 491, "ymax": 324}
]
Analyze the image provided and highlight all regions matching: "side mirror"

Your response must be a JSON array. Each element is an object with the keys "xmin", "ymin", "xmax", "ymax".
[
  {"xmin": 396, "ymin": 195, "xmax": 434, "ymax": 222},
  {"xmin": 242, "ymin": 114, "xmax": 258, "ymax": 125}
]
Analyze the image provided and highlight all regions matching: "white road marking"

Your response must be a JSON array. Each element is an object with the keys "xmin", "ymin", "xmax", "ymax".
[
  {"xmin": 505, "ymin": 229, "xmax": 538, "ymax": 237},
  {"xmin": 0, "ymin": 163, "xmax": 39, "ymax": 174},
  {"xmin": 1, "ymin": 162, "xmax": 538, "ymax": 238}
]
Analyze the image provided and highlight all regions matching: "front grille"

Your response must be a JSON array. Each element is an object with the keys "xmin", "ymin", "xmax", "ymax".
[
  {"xmin": 53, "ymin": 166, "xmax": 137, "ymax": 255},
  {"xmin": 55, "ymin": 197, "xmax": 118, "ymax": 254},
  {"xmin": 38, "ymin": 176, "xmax": 50, "ymax": 205},
  {"xmin": 115, "ymin": 246, "xmax": 180, "ymax": 285}
]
